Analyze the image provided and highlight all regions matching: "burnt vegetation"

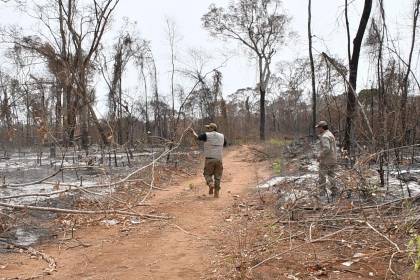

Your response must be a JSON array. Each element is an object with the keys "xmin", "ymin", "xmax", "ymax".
[{"xmin": 0, "ymin": 0, "xmax": 419, "ymax": 279}]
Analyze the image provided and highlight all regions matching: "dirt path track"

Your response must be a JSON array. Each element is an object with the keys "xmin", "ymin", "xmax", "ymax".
[{"xmin": 2, "ymin": 147, "xmax": 270, "ymax": 280}]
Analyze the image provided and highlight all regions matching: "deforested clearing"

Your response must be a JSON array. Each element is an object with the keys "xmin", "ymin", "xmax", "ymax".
[{"xmin": 0, "ymin": 1, "xmax": 419, "ymax": 279}]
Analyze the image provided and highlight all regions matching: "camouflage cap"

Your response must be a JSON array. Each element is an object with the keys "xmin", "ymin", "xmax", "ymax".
[{"xmin": 205, "ymin": 123, "xmax": 218, "ymax": 131}]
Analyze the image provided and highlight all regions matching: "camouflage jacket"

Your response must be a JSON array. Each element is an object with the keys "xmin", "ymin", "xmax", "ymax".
[{"xmin": 319, "ymin": 130, "xmax": 337, "ymax": 165}]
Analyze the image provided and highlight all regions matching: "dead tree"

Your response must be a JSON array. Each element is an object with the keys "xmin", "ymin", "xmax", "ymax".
[
  {"xmin": 308, "ymin": 0, "xmax": 317, "ymax": 140},
  {"xmin": 165, "ymin": 18, "xmax": 179, "ymax": 140},
  {"xmin": 101, "ymin": 28, "xmax": 146, "ymax": 146},
  {"xmin": 400, "ymin": 0, "xmax": 419, "ymax": 145},
  {"xmin": 63, "ymin": 0, "xmax": 120, "ymax": 149},
  {"xmin": 343, "ymin": 0, "xmax": 373, "ymax": 155},
  {"xmin": 202, "ymin": 0, "xmax": 290, "ymax": 140},
  {"xmin": 138, "ymin": 56, "xmax": 150, "ymax": 134},
  {"xmin": 150, "ymin": 57, "xmax": 162, "ymax": 137},
  {"xmin": 0, "ymin": 72, "xmax": 14, "ymax": 144},
  {"xmin": 3, "ymin": 0, "xmax": 120, "ymax": 149}
]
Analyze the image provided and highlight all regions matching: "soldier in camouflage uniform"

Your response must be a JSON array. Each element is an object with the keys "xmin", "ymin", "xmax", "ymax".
[
  {"xmin": 190, "ymin": 123, "xmax": 227, "ymax": 198},
  {"xmin": 315, "ymin": 121, "xmax": 338, "ymax": 198}
]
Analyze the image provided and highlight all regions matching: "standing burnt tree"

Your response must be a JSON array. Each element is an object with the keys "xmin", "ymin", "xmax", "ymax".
[
  {"xmin": 343, "ymin": 0, "xmax": 373, "ymax": 155},
  {"xmin": 3, "ymin": 0, "xmax": 120, "ymax": 149},
  {"xmin": 100, "ymin": 23, "xmax": 149, "ymax": 146},
  {"xmin": 202, "ymin": 0, "xmax": 290, "ymax": 140},
  {"xmin": 400, "ymin": 0, "xmax": 419, "ymax": 145},
  {"xmin": 307, "ymin": 0, "xmax": 317, "ymax": 139}
]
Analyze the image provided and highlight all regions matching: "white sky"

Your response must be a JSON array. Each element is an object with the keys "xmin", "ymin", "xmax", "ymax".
[
  {"xmin": 113, "ymin": 0, "xmax": 420, "ymax": 101},
  {"xmin": 0, "ymin": 0, "xmax": 418, "ymax": 111}
]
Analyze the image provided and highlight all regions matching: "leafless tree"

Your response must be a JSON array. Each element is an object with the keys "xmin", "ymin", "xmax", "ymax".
[
  {"xmin": 165, "ymin": 18, "xmax": 180, "ymax": 137},
  {"xmin": 307, "ymin": 0, "xmax": 317, "ymax": 139},
  {"xmin": 400, "ymin": 0, "xmax": 419, "ymax": 145},
  {"xmin": 1, "ymin": 0, "xmax": 120, "ymax": 149},
  {"xmin": 100, "ymin": 22, "xmax": 149, "ymax": 146},
  {"xmin": 343, "ymin": 0, "xmax": 373, "ymax": 155},
  {"xmin": 202, "ymin": 0, "xmax": 290, "ymax": 140}
]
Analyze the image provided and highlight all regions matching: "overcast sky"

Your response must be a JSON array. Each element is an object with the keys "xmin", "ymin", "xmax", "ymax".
[
  {"xmin": 114, "ymin": 0, "xmax": 420, "ymax": 100},
  {"xmin": 0, "ymin": 0, "xmax": 418, "ymax": 110}
]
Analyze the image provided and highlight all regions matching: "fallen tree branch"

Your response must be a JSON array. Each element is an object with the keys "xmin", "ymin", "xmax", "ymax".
[
  {"xmin": 2, "ymin": 166, "xmax": 108, "ymax": 189},
  {"xmin": 249, "ymin": 227, "xmax": 352, "ymax": 271},
  {"xmin": 246, "ymin": 146, "xmax": 270, "ymax": 157},
  {"xmin": 139, "ymin": 154, "xmax": 156, "ymax": 204},
  {"xmin": 2, "ymin": 169, "xmax": 62, "ymax": 188},
  {"xmin": 172, "ymin": 223, "xmax": 203, "ymax": 240},
  {"xmin": 355, "ymin": 144, "xmax": 420, "ymax": 167},
  {"xmin": 0, "ymin": 238, "xmax": 56, "ymax": 273},
  {"xmin": 0, "ymin": 202, "xmax": 170, "ymax": 220},
  {"xmin": 364, "ymin": 221, "xmax": 401, "ymax": 252},
  {"xmin": 337, "ymin": 193, "xmax": 420, "ymax": 214},
  {"xmin": 0, "ymin": 189, "xmax": 69, "ymax": 200}
]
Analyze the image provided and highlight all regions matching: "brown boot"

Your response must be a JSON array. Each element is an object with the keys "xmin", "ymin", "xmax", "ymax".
[
  {"xmin": 214, "ymin": 189, "xmax": 219, "ymax": 198},
  {"xmin": 207, "ymin": 181, "xmax": 214, "ymax": 195}
]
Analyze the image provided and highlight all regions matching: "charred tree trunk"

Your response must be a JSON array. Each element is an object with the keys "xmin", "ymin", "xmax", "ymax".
[
  {"xmin": 25, "ymin": 88, "xmax": 31, "ymax": 145},
  {"xmin": 80, "ymin": 103, "xmax": 89, "ymax": 151},
  {"xmin": 259, "ymin": 88, "xmax": 266, "ymax": 141},
  {"xmin": 308, "ymin": 0, "xmax": 317, "ymax": 140},
  {"xmin": 258, "ymin": 56, "xmax": 268, "ymax": 141},
  {"xmin": 117, "ymin": 73, "xmax": 123, "ymax": 145},
  {"xmin": 400, "ymin": 0, "xmax": 419, "ymax": 145},
  {"xmin": 65, "ymin": 88, "xmax": 77, "ymax": 146},
  {"xmin": 245, "ymin": 96, "xmax": 251, "ymax": 137},
  {"xmin": 87, "ymin": 102, "xmax": 108, "ymax": 146},
  {"xmin": 140, "ymin": 64, "xmax": 150, "ymax": 135},
  {"xmin": 343, "ymin": 0, "xmax": 373, "ymax": 154},
  {"xmin": 220, "ymin": 98, "xmax": 229, "ymax": 138},
  {"xmin": 345, "ymin": 0, "xmax": 352, "ymax": 66},
  {"xmin": 151, "ymin": 59, "xmax": 161, "ymax": 137},
  {"xmin": 54, "ymin": 84, "xmax": 62, "ymax": 140},
  {"xmin": 109, "ymin": 42, "xmax": 124, "ymax": 145}
]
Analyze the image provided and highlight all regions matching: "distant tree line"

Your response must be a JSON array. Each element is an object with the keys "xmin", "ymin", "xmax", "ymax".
[{"xmin": 0, "ymin": 0, "xmax": 417, "ymax": 162}]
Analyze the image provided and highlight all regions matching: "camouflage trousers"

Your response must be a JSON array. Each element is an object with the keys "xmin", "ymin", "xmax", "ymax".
[
  {"xmin": 203, "ymin": 158, "xmax": 223, "ymax": 190},
  {"xmin": 319, "ymin": 163, "xmax": 337, "ymax": 195}
]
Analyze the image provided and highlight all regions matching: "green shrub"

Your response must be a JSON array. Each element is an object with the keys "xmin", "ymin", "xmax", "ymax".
[
  {"xmin": 269, "ymin": 138, "xmax": 290, "ymax": 147},
  {"xmin": 408, "ymin": 234, "xmax": 420, "ymax": 271},
  {"xmin": 272, "ymin": 159, "xmax": 281, "ymax": 174}
]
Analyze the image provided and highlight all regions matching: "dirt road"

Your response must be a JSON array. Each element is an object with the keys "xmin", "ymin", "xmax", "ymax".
[{"xmin": 2, "ymin": 147, "xmax": 271, "ymax": 280}]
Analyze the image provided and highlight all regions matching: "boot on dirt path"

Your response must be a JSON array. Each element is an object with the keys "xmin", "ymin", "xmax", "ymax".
[
  {"xmin": 208, "ymin": 182, "xmax": 214, "ymax": 195},
  {"xmin": 214, "ymin": 189, "xmax": 219, "ymax": 198}
]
